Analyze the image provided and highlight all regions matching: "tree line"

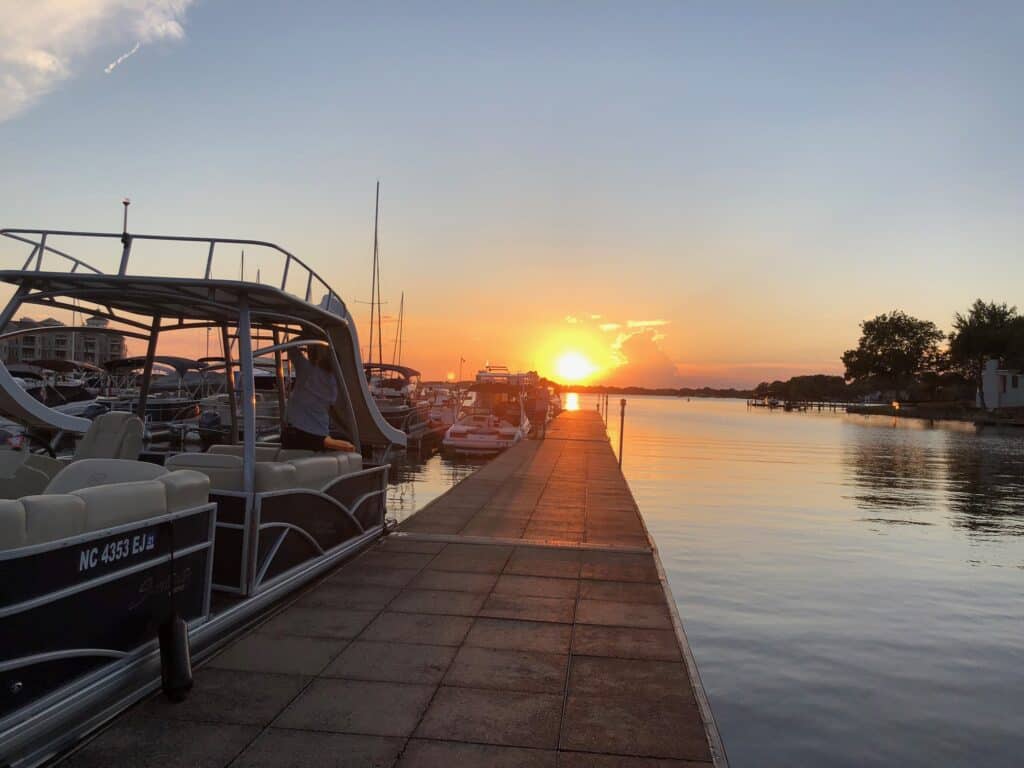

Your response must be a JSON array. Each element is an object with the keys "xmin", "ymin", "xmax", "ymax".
[{"xmin": 754, "ymin": 300, "xmax": 1024, "ymax": 406}]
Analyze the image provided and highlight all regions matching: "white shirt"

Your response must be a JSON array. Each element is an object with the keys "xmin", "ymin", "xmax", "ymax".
[{"xmin": 286, "ymin": 350, "xmax": 338, "ymax": 436}]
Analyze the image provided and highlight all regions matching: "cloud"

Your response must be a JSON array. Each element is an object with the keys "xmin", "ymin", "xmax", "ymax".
[
  {"xmin": 564, "ymin": 315, "xmax": 578, "ymax": 324},
  {"xmin": 604, "ymin": 327, "xmax": 681, "ymax": 388},
  {"xmin": 626, "ymin": 319, "xmax": 669, "ymax": 329},
  {"xmin": 599, "ymin": 323, "xmax": 621, "ymax": 332},
  {"xmin": 0, "ymin": 1, "xmax": 196, "ymax": 122}
]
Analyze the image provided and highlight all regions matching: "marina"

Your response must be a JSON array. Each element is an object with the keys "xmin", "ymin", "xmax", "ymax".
[
  {"xmin": 0, "ymin": 230, "xmax": 721, "ymax": 766},
  {"xmin": 2, "ymin": 6, "xmax": 1021, "ymax": 766}
]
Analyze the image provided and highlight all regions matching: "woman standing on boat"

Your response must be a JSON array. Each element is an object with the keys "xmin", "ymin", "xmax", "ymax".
[{"xmin": 283, "ymin": 345, "xmax": 356, "ymax": 452}]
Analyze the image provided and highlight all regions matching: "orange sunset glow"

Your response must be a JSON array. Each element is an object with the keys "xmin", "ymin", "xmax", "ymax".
[{"xmin": 554, "ymin": 351, "xmax": 598, "ymax": 383}]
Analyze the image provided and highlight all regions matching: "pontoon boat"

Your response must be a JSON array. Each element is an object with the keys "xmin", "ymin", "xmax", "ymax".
[{"xmin": 0, "ymin": 228, "xmax": 404, "ymax": 766}]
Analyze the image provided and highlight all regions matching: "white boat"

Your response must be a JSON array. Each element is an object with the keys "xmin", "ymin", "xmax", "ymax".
[
  {"xmin": 420, "ymin": 385, "xmax": 465, "ymax": 431},
  {"xmin": 442, "ymin": 366, "xmax": 531, "ymax": 454},
  {"xmin": 364, "ymin": 363, "xmax": 430, "ymax": 441},
  {"xmin": 0, "ymin": 227, "xmax": 405, "ymax": 767}
]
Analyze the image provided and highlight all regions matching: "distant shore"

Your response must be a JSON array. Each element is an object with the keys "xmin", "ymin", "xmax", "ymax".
[
  {"xmin": 846, "ymin": 402, "xmax": 1024, "ymax": 427},
  {"xmin": 567, "ymin": 385, "xmax": 754, "ymax": 398},
  {"xmin": 846, "ymin": 403, "xmax": 977, "ymax": 422}
]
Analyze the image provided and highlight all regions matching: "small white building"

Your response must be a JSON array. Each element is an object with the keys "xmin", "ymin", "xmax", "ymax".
[{"xmin": 977, "ymin": 358, "xmax": 1024, "ymax": 409}]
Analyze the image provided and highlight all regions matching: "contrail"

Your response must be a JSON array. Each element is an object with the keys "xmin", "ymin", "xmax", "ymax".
[{"xmin": 104, "ymin": 42, "xmax": 141, "ymax": 74}]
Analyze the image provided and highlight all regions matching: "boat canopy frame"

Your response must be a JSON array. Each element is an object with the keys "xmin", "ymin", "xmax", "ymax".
[{"xmin": 0, "ymin": 228, "xmax": 406, "ymax": 454}]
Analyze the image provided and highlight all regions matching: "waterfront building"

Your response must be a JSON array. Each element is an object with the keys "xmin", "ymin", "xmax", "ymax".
[
  {"xmin": 977, "ymin": 358, "xmax": 1024, "ymax": 409},
  {"xmin": 0, "ymin": 315, "xmax": 127, "ymax": 365}
]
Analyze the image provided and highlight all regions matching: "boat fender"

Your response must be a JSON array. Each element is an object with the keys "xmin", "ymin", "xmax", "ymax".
[{"xmin": 159, "ymin": 518, "xmax": 193, "ymax": 701}]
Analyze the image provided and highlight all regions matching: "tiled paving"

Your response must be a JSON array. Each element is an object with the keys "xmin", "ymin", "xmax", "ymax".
[{"xmin": 61, "ymin": 411, "xmax": 721, "ymax": 768}]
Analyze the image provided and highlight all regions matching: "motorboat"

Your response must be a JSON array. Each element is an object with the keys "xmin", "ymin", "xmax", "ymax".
[
  {"xmin": 364, "ymin": 363, "xmax": 431, "ymax": 442},
  {"xmin": 421, "ymin": 385, "xmax": 465, "ymax": 432},
  {"xmin": 0, "ymin": 227, "xmax": 405, "ymax": 766},
  {"xmin": 442, "ymin": 367, "xmax": 531, "ymax": 454}
]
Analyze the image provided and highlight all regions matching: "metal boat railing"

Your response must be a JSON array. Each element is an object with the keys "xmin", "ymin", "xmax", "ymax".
[{"xmin": 0, "ymin": 229, "xmax": 342, "ymax": 315}]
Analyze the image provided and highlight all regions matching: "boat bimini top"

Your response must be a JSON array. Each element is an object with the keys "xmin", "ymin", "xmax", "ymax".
[{"xmin": 0, "ymin": 229, "xmax": 405, "ymax": 450}]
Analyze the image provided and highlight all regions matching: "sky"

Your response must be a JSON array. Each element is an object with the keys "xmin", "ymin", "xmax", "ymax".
[{"xmin": 2, "ymin": 1, "xmax": 1023, "ymax": 387}]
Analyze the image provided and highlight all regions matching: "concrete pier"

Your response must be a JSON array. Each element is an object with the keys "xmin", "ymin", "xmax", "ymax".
[{"xmin": 61, "ymin": 410, "xmax": 725, "ymax": 767}]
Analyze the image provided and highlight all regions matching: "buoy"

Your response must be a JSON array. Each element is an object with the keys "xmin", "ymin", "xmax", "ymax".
[{"xmin": 159, "ymin": 613, "xmax": 193, "ymax": 702}]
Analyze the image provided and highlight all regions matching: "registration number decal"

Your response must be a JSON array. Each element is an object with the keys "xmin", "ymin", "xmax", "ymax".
[{"xmin": 78, "ymin": 532, "xmax": 156, "ymax": 572}]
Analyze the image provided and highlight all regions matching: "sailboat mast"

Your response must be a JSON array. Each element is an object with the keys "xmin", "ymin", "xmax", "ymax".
[
  {"xmin": 398, "ymin": 292, "xmax": 404, "ymax": 365},
  {"xmin": 374, "ymin": 185, "xmax": 384, "ymax": 368},
  {"xmin": 368, "ymin": 181, "xmax": 380, "ymax": 365},
  {"xmin": 392, "ymin": 291, "xmax": 404, "ymax": 365}
]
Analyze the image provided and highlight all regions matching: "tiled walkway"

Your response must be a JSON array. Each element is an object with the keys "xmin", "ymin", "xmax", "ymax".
[{"xmin": 62, "ymin": 411, "xmax": 723, "ymax": 767}]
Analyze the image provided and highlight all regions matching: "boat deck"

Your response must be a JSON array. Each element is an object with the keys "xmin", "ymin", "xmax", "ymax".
[{"xmin": 59, "ymin": 410, "xmax": 724, "ymax": 767}]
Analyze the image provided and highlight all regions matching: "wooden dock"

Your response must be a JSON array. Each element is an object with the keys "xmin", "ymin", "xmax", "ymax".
[{"xmin": 60, "ymin": 410, "xmax": 725, "ymax": 767}]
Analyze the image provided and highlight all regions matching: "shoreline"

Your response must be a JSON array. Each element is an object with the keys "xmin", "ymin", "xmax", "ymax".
[{"xmin": 846, "ymin": 403, "xmax": 1024, "ymax": 427}]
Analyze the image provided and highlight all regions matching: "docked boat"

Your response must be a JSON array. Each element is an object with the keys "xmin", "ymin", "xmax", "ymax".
[
  {"xmin": 96, "ymin": 356, "xmax": 216, "ymax": 439},
  {"xmin": 442, "ymin": 367, "xmax": 531, "ymax": 454},
  {"xmin": 364, "ymin": 363, "xmax": 431, "ymax": 442},
  {"xmin": 0, "ymin": 227, "xmax": 405, "ymax": 766},
  {"xmin": 421, "ymin": 385, "xmax": 465, "ymax": 432},
  {"xmin": 189, "ymin": 361, "xmax": 286, "ymax": 446}
]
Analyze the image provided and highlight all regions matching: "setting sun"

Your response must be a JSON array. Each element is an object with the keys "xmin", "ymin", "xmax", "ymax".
[{"xmin": 555, "ymin": 351, "xmax": 598, "ymax": 383}]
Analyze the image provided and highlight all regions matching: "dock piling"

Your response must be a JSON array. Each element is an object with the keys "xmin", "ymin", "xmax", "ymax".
[{"xmin": 618, "ymin": 397, "xmax": 626, "ymax": 467}]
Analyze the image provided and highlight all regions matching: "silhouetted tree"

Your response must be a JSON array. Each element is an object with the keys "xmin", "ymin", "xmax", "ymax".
[
  {"xmin": 841, "ymin": 311, "xmax": 944, "ymax": 389},
  {"xmin": 948, "ymin": 300, "xmax": 1019, "ymax": 409}
]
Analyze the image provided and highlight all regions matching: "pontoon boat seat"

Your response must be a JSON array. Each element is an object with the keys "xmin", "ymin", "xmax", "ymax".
[
  {"xmin": 45, "ymin": 458, "xmax": 168, "ymax": 494},
  {"xmin": 0, "ymin": 450, "xmax": 52, "ymax": 499},
  {"xmin": 0, "ymin": 413, "xmax": 146, "ymax": 499},
  {"xmin": 74, "ymin": 411, "xmax": 145, "ymax": 460},
  {"xmin": 208, "ymin": 444, "xmax": 286, "ymax": 462},
  {"xmin": 204, "ymin": 444, "xmax": 362, "ymax": 476},
  {"xmin": 165, "ymin": 447, "xmax": 363, "ymax": 493},
  {"xmin": 0, "ymin": 460, "xmax": 210, "ymax": 551}
]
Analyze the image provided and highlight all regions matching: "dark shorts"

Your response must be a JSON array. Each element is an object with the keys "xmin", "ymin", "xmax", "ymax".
[{"xmin": 282, "ymin": 425, "xmax": 326, "ymax": 452}]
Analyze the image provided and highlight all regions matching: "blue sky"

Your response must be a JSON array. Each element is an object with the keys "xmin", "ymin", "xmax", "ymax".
[{"xmin": 2, "ymin": 2, "xmax": 1022, "ymax": 385}]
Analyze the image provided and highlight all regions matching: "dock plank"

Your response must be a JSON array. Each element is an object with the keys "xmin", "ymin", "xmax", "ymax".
[{"xmin": 58, "ymin": 411, "xmax": 723, "ymax": 767}]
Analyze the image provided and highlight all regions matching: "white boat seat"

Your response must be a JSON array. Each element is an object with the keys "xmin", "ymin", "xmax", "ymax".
[
  {"xmin": 17, "ymin": 494, "xmax": 87, "ymax": 546},
  {"xmin": 0, "ymin": 450, "xmax": 52, "ymax": 500},
  {"xmin": 46, "ymin": 458, "xmax": 168, "ymax": 494},
  {"xmin": 255, "ymin": 462, "xmax": 297, "ymax": 492},
  {"xmin": 275, "ymin": 449, "xmax": 316, "ymax": 461},
  {"xmin": 208, "ymin": 444, "xmax": 282, "ymax": 461},
  {"xmin": 165, "ymin": 453, "xmax": 244, "ymax": 491},
  {"xmin": 159, "ymin": 469, "xmax": 212, "ymax": 512},
  {"xmin": 74, "ymin": 411, "xmax": 144, "ymax": 461},
  {"xmin": 0, "ymin": 413, "xmax": 146, "ymax": 499},
  {"xmin": 287, "ymin": 455, "xmax": 341, "ymax": 490},
  {"xmin": 164, "ymin": 453, "xmax": 298, "ymax": 493},
  {"xmin": 341, "ymin": 452, "xmax": 363, "ymax": 474},
  {"xmin": 0, "ymin": 468, "xmax": 210, "ymax": 551},
  {"xmin": 165, "ymin": 450, "xmax": 363, "ymax": 493},
  {"xmin": 75, "ymin": 480, "xmax": 169, "ymax": 531}
]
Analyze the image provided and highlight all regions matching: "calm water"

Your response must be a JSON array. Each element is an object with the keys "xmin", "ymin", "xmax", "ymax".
[
  {"xmin": 603, "ymin": 396, "xmax": 1024, "ymax": 768},
  {"xmin": 384, "ymin": 445, "xmax": 481, "ymax": 524},
  {"xmin": 389, "ymin": 397, "xmax": 1023, "ymax": 766}
]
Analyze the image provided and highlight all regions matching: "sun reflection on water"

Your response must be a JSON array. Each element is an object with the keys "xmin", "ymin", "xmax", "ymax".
[{"xmin": 564, "ymin": 392, "xmax": 580, "ymax": 411}]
